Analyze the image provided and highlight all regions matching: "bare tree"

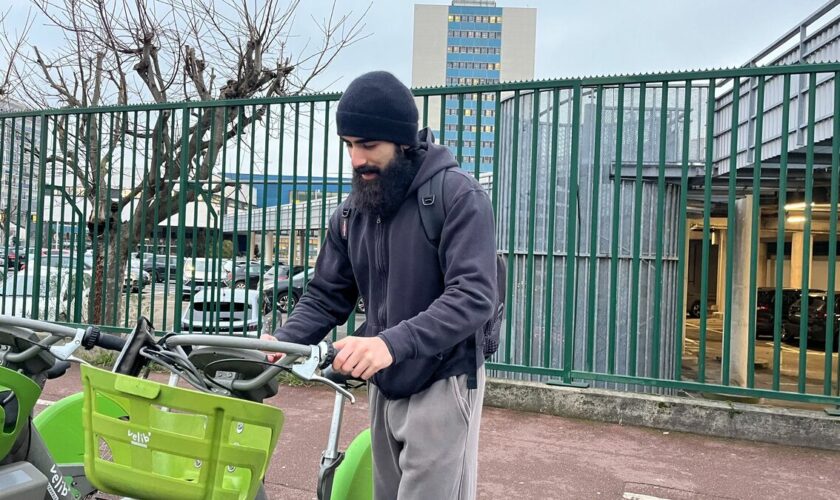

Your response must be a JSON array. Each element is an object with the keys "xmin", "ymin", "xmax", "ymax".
[{"xmin": 8, "ymin": 0, "xmax": 367, "ymax": 324}]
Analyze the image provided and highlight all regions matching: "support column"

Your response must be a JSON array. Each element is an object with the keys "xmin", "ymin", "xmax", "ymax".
[
  {"xmin": 756, "ymin": 242, "xmax": 768, "ymax": 288},
  {"xmin": 716, "ymin": 230, "xmax": 727, "ymax": 315},
  {"xmin": 264, "ymin": 232, "xmax": 275, "ymax": 263},
  {"xmin": 790, "ymin": 231, "xmax": 812, "ymax": 288},
  {"xmin": 729, "ymin": 196, "xmax": 753, "ymax": 387}
]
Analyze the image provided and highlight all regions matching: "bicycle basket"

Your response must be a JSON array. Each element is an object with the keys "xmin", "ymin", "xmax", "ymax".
[
  {"xmin": 81, "ymin": 364, "xmax": 284, "ymax": 500},
  {"xmin": 0, "ymin": 367, "xmax": 41, "ymax": 459}
]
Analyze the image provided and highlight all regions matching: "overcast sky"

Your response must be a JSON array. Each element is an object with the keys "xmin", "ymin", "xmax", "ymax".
[
  {"xmin": 291, "ymin": 0, "xmax": 832, "ymax": 91},
  {"xmin": 0, "ymin": 0, "xmax": 833, "ymax": 92}
]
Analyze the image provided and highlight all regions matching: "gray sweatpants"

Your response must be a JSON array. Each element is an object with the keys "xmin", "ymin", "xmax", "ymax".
[{"xmin": 368, "ymin": 366, "xmax": 486, "ymax": 500}]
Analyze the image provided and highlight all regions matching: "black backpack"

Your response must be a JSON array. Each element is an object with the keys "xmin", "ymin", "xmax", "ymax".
[{"xmin": 341, "ymin": 167, "xmax": 506, "ymax": 360}]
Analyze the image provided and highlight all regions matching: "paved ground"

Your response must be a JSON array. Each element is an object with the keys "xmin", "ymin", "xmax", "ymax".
[{"xmin": 37, "ymin": 364, "xmax": 840, "ymax": 500}]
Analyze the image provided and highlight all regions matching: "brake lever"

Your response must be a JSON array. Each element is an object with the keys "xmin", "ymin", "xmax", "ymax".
[
  {"xmin": 49, "ymin": 328, "xmax": 86, "ymax": 360},
  {"xmin": 309, "ymin": 374, "xmax": 356, "ymax": 403},
  {"xmin": 289, "ymin": 341, "xmax": 332, "ymax": 380}
]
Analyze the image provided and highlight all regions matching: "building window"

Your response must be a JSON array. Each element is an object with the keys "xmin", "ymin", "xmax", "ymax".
[{"xmin": 448, "ymin": 15, "xmax": 454, "ymax": 22}]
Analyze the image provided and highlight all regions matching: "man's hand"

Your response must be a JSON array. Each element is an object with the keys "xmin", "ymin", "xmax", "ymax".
[
  {"xmin": 332, "ymin": 336, "xmax": 393, "ymax": 380},
  {"xmin": 260, "ymin": 334, "xmax": 285, "ymax": 363}
]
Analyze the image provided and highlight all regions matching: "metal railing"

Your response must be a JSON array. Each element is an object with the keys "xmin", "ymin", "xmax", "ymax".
[{"xmin": 1, "ymin": 62, "xmax": 839, "ymax": 406}]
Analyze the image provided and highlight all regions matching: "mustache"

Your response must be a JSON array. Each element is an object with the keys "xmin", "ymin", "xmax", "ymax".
[{"xmin": 354, "ymin": 165, "xmax": 382, "ymax": 175}]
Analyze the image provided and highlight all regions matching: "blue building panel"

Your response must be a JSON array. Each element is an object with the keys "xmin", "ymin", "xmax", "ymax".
[{"xmin": 226, "ymin": 174, "xmax": 350, "ymax": 208}]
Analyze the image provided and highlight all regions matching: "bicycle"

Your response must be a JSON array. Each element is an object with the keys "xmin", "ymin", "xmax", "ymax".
[
  {"xmin": 87, "ymin": 316, "xmax": 372, "ymax": 500},
  {"xmin": 0, "ymin": 314, "xmax": 128, "ymax": 499}
]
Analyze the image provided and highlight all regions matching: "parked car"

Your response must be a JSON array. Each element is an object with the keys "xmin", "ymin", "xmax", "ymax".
[
  {"xmin": 125, "ymin": 261, "xmax": 151, "ymax": 293},
  {"xmin": 686, "ymin": 289, "xmax": 716, "ymax": 318},
  {"xmin": 182, "ymin": 258, "xmax": 230, "ymax": 300},
  {"xmin": 755, "ymin": 288, "xmax": 821, "ymax": 338},
  {"xmin": 140, "ymin": 254, "xmax": 179, "ymax": 283},
  {"xmin": 782, "ymin": 291, "xmax": 840, "ymax": 348},
  {"xmin": 0, "ymin": 246, "xmax": 27, "ymax": 270},
  {"xmin": 181, "ymin": 288, "xmax": 274, "ymax": 336},
  {"xmin": 224, "ymin": 262, "xmax": 274, "ymax": 289},
  {"xmin": 0, "ymin": 269, "xmax": 91, "ymax": 322},
  {"xmin": 262, "ymin": 268, "xmax": 316, "ymax": 313}
]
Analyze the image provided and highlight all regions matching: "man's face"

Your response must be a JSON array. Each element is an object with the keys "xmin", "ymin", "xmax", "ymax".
[{"xmin": 342, "ymin": 136, "xmax": 419, "ymax": 217}]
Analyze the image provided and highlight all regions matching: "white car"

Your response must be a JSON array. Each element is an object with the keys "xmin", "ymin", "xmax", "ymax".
[
  {"xmin": 181, "ymin": 288, "xmax": 274, "ymax": 336},
  {"xmin": 0, "ymin": 269, "xmax": 91, "ymax": 323}
]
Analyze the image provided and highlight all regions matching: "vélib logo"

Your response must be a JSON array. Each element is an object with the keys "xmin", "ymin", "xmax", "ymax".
[{"xmin": 128, "ymin": 429, "xmax": 151, "ymax": 448}]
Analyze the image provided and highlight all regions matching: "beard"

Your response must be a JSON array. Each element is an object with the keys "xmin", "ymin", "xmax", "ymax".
[{"xmin": 351, "ymin": 148, "xmax": 420, "ymax": 218}]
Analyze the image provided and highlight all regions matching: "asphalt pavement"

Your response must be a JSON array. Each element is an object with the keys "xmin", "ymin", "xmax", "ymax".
[{"xmin": 36, "ymin": 364, "xmax": 840, "ymax": 500}]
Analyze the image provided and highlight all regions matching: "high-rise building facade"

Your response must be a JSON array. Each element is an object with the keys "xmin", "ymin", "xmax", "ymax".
[
  {"xmin": 0, "ymin": 100, "xmax": 40, "ymax": 240},
  {"xmin": 412, "ymin": 0, "xmax": 535, "ymax": 172}
]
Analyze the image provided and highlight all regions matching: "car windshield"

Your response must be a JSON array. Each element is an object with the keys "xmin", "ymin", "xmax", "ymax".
[{"xmin": 0, "ymin": 274, "xmax": 51, "ymax": 296}]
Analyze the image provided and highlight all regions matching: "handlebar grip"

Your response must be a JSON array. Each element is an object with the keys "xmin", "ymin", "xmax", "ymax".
[
  {"xmin": 82, "ymin": 326, "xmax": 127, "ymax": 352},
  {"xmin": 97, "ymin": 332, "xmax": 127, "ymax": 352}
]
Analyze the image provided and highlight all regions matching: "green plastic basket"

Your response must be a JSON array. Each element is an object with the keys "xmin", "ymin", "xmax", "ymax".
[
  {"xmin": 0, "ymin": 366, "xmax": 41, "ymax": 460},
  {"xmin": 81, "ymin": 364, "xmax": 284, "ymax": 500}
]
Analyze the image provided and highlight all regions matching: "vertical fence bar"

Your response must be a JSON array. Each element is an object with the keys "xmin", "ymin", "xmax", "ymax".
[
  {"xmin": 585, "ymin": 85, "xmax": 604, "ymax": 372},
  {"xmin": 456, "ymin": 93, "xmax": 464, "ymax": 165},
  {"xmin": 523, "ymin": 90, "xmax": 540, "ymax": 367},
  {"xmin": 651, "ymin": 82, "xmax": 669, "ymax": 379},
  {"xmin": 797, "ymin": 72, "xmax": 817, "ymax": 393},
  {"xmin": 674, "ymin": 81, "xmax": 692, "ymax": 380},
  {"xmin": 543, "ymin": 88, "xmax": 561, "ymax": 367},
  {"xmin": 504, "ymin": 90, "xmax": 520, "ymax": 365},
  {"xmin": 287, "ymin": 103, "xmax": 300, "ymax": 314},
  {"xmin": 474, "ymin": 93, "xmax": 483, "ymax": 178},
  {"xmin": 303, "ymin": 102, "xmax": 316, "ymax": 292},
  {"xmin": 608, "ymin": 84, "xmax": 625, "ymax": 375},
  {"xmin": 144, "ymin": 111, "xmax": 156, "ymax": 325},
  {"xmin": 825, "ymin": 71, "xmax": 840, "ymax": 395},
  {"xmin": 699, "ymin": 79, "xmax": 717, "ymax": 384},
  {"xmin": 747, "ymin": 76, "xmax": 766, "ymax": 388},
  {"xmin": 31, "ymin": 115, "xmax": 49, "ymax": 319},
  {"xmin": 271, "ymin": 104, "xmax": 285, "ymax": 334},
  {"xmin": 24, "ymin": 117, "xmax": 37, "ymax": 317},
  {"xmin": 492, "ymin": 91, "xmax": 502, "ymax": 218},
  {"xmin": 173, "ymin": 107, "xmax": 191, "ymax": 332},
  {"xmin": 772, "ymin": 74, "xmax": 791, "ymax": 391},
  {"xmin": 722, "ymin": 77, "xmax": 741, "ymax": 385},
  {"xmin": 422, "ymin": 96, "xmax": 429, "ymax": 129},
  {"xmin": 561, "ymin": 84, "xmax": 582, "ymax": 383},
  {"xmin": 115, "ymin": 112, "xmax": 128, "ymax": 327},
  {"xmin": 126, "ymin": 111, "xmax": 139, "ymax": 327},
  {"xmin": 629, "ymin": 83, "xmax": 647, "ymax": 377}
]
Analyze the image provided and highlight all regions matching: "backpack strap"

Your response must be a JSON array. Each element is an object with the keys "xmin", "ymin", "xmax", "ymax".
[
  {"xmin": 417, "ymin": 168, "xmax": 448, "ymax": 244},
  {"xmin": 339, "ymin": 197, "xmax": 354, "ymax": 241}
]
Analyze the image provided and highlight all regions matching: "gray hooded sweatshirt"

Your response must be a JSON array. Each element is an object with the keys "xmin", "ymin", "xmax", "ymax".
[{"xmin": 273, "ymin": 129, "xmax": 497, "ymax": 399}]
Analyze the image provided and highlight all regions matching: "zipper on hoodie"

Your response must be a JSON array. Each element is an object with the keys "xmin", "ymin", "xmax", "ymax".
[{"xmin": 376, "ymin": 216, "xmax": 387, "ymax": 328}]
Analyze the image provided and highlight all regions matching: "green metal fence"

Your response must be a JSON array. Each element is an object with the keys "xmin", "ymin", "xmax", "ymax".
[{"xmin": 1, "ymin": 62, "xmax": 839, "ymax": 406}]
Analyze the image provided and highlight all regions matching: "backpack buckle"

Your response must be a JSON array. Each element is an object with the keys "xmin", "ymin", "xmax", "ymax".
[
  {"xmin": 421, "ymin": 195, "xmax": 435, "ymax": 206},
  {"xmin": 341, "ymin": 207, "xmax": 352, "ymax": 217}
]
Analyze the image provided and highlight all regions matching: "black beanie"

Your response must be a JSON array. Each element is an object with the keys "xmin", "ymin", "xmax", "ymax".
[{"xmin": 336, "ymin": 71, "xmax": 419, "ymax": 146}]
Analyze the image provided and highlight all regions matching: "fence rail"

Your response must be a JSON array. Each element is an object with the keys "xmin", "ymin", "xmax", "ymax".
[{"xmin": 1, "ymin": 62, "xmax": 839, "ymax": 406}]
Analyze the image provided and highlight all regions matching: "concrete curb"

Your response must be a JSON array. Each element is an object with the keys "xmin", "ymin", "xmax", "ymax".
[{"xmin": 484, "ymin": 378, "xmax": 840, "ymax": 451}]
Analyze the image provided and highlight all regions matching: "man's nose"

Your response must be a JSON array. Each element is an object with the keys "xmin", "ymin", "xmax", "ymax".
[{"xmin": 350, "ymin": 149, "xmax": 367, "ymax": 169}]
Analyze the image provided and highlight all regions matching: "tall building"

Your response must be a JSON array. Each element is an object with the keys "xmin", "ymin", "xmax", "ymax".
[
  {"xmin": 0, "ymin": 100, "xmax": 40, "ymax": 241},
  {"xmin": 412, "ymin": 0, "xmax": 536, "ymax": 172}
]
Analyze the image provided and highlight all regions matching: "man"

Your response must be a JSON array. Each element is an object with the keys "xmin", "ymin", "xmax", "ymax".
[{"xmin": 262, "ymin": 71, "xmax": 497, "ymax": 499}]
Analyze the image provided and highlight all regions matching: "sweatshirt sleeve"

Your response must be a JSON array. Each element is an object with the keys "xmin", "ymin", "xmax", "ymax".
[
  {"xmin": 272, "ymin": 208, "xmax": 358, "ymax": 345},
  {"xmin": 378, "ymin": 186, "xmax": 497, "ymax": 363}
]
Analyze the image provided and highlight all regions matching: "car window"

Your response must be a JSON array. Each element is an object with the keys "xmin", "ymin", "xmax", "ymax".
[{"xmin": 0, "ymin": 274, "xmax": 49, "ymax": 296}]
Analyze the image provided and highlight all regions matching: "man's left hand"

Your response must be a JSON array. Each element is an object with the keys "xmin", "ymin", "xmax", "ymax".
[{"xmin": 332, "ymin": 336, "xmax": 394, "ymax": 380}]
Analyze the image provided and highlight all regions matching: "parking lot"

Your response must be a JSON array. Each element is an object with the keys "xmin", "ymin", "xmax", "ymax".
[
  {"xmin": 683, "ymin": 316, "xmax": 839, "ymax": 397},
  {"xmin": 117, "ymin": 277, "xmax": 364, "ymax": 337}
]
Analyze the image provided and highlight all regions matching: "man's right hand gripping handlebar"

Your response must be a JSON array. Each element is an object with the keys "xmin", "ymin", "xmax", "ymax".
[{"xmin": 259, "ymin": 333, "xmax": 393, "ymax": 381}]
